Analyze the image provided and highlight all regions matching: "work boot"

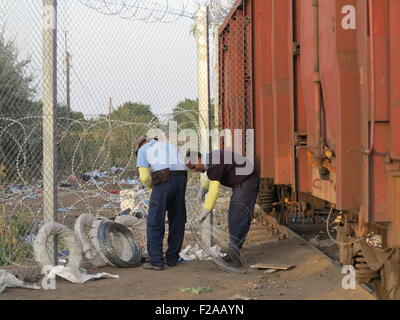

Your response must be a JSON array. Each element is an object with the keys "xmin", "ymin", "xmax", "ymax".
[
  {"xmin": 164, "ymin": 257, "xmax": 177, "ymax": 267},
  {"xmin": 142, "ymin": 253, "xmax": 151, "ymax": 263},
  {"xmin": 166, "ymin": 262, "xmax": 177, "ymax": 267},
  {"xmin": 142, "ymin": 263, "xmax": 164, "ymax": 271},
  {"xmin": 222, "ymin": 248, "xmax": 242, "ymax": 268}
]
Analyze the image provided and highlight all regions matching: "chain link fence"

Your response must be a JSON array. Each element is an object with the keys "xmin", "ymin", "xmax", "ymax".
[
  {"xmin": 218, "ymin": 0, "xmax": 253, "ymax": 155},
  {"xmin": 0, "ymin": 0, "xmax": 239, "ymax": 281}
]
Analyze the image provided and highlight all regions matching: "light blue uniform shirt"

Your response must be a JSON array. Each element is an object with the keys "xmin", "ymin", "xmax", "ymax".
[{"xmin": 136, "ymin": 140, "xmax": 187, "ymax": 172}]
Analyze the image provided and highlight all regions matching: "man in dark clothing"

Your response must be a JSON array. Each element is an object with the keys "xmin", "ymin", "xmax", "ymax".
[{"xmin": 186, "ymin": 150, "xmax": 260, "ymax": 262}]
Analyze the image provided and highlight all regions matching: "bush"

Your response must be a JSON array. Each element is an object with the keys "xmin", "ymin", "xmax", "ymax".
[{"xmin": 0, "ymin": 212, "xmax": 35, "ymax": 266}]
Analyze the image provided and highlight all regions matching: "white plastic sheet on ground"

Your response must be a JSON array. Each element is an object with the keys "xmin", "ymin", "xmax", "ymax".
[
  {"xmin": 74, "ymin": 213, "xmax": 96, "ymax": 259},
  {"xmin": 119, "ymin": 179, "xmax": 140, "ymax": 185},
  {"xmin": 41, "ymin": 266, "xmax": 119, "ymax": 284},
  {"xmin": 114, "ymin": 215, "xmax": 142, "ymax": 229},
  {"xmin": 179, "ymin": 244, "xmax": 226, "ymax": 261},
  {"xmin": 0, "ymin": 270, "xmax": 40, "ymax": 294},
  {"xmin": 34, "ymin": 222, "xmax": 82, "ymax": 269},
  {"xmin": 111, "ymin": 166, "xmax": 124, "ymax": 174}
]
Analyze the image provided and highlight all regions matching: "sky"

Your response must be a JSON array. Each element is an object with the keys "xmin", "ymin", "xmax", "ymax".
[{"xmin": 0, "ymin": 0, "xmax": 216, "ymax": 117}]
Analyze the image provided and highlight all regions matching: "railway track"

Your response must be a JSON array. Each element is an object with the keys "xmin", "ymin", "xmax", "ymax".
[{"xmin": 259, "ymin": 214, "xmax": 378, "ymax": 299}]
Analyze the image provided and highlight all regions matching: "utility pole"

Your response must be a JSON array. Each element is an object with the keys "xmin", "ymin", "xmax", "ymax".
[
  {"xmin": 197, "ymin": 6, "xmax": 213, "ymax": 247},
  {"xmin": 108, "ymin": 97, "xmax": 115, "ymax": 166},
  {"xmin": 108, "ymin": 97, "xmax": 113, "ymax": 124},
  {"xmin": 43, "ymin": 0, "xmax": 58, "ymax": 265},
  {"xmin": 109, "ymin": 97, "xmax": 113, "ymax": 116},
  {"xmin": 65, "ymin": 31, "xmax": 71, "ymax": 117}
]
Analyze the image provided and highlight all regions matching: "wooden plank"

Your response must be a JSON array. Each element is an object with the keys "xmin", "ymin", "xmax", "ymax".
[{"xmin": 250, "ymin": 263, "xmax": 296, "ymax": 270}]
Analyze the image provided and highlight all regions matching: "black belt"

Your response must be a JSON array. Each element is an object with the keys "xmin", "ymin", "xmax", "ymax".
[{"xmin": 170, "ymin": 170, "xmax": 187, "ymax": 176}]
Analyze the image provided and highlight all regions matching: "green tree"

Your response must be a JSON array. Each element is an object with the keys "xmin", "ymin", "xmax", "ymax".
[
  {"xmin": 58, "ymin": 105, "xmax": 84, "ymax": 121},
  {"xmin": 173, "ymin": 98, "xmax": 198, "ymax": 131},
  {"xmin": 110, "ymin": 102, "xmax": 158, "ymax": 123},
  {"xmin": 0, "ymin": 34, "xmax": 42, "ymax": 182},
  {"xmin": 82, "ymin": 102, "xmax": 159, "ymax": 169},
  {"xmin": 0, "ymin": 33, "xmax": 35, "ymax": 118},
  {"xmin": 0, "ymin": 34, "xmax": 88, "ymax": 181},
  {"xmin": 172, "ymin": 98, "xmax": 216, "ymax": 132}
]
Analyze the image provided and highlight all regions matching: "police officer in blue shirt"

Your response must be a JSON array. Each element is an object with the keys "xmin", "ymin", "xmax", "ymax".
[{"xmin": 136, "ymin": 136, "xmax": 188, "ymax": 270}]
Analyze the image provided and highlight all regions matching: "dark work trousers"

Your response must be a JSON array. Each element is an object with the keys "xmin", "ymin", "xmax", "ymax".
[
  {"xmin": 147, "ymin": 174, "xmax": 187, "ymax": 267},
  {"xmin": 228, "ymin": 173, "xmax": 260, "ymax": 252}
]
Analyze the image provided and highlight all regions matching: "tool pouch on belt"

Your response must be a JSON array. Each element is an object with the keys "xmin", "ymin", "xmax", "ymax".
[{"xmin": 150, "ymin": 168, "xmax": 171, "ymax": 186}]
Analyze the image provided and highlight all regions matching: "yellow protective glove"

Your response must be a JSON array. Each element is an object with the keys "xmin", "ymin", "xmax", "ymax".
[
  {"xmin": 203, "ymin": 180, "xmax": 220, "ymax": 212},
  {"xmin": 202, "ymin": 177, "xmax": 210, "ymax": 190},
  {"xmin": 138, "ymin": 167, "xmax": 153, "ymax": 189},
  {"xmin": 198, "ymin": 174, "xmax": 210, "ymax": 201}
]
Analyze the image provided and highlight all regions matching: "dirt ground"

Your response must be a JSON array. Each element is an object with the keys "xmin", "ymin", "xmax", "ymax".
[
  {"xmin": 289, "ymin": 224, "xmax": 340, "ymax": 261},
  {"xmin": 0, "ymin": 222, "xmax": 375, "ymax": 300}
]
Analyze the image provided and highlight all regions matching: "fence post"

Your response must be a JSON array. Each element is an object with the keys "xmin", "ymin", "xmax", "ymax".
[
  {"xmin": 65, "ymin": 31, "xmax": 71, "ymax": 117},
  {"xmin": 213, "ymin": 26, "xmax": 219, "ymax": 131},
  {"xmin": 42, "ymin": 0, "xmax": 58, "ymax": 265},
  {"xmin": 197, "ymin": 6, "xmax": 213, "ymax": 247}
]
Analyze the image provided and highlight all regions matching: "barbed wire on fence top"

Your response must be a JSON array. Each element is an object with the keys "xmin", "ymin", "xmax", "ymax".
[
  {"xmin": 77, "ymin": 0, "xmax": 196, "ymax": 22},
  {"xmin": 76, "ymin": 0, "xmax": 236, "ymax": 25}
]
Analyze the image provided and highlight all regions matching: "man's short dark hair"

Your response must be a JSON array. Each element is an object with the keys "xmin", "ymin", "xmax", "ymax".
[
  {"xmin": 185, "ymin": 151, "xmax": 202, "ymax": 164},
  {"xmin": 135, "ymin": 137, "xmax": 159, "ymax": 156},
  {"xmin": 186, "ymin": 151, "xmax": 202, "ymax": 159},
  {"xmin": 137, "ymin": 137, "xmax": 148, "ymax": 150}
]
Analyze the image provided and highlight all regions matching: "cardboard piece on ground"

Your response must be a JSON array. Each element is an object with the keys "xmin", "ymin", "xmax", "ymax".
[{"xmin": 250, "ymin": 263, "xmax": 296, "ymax": 271}]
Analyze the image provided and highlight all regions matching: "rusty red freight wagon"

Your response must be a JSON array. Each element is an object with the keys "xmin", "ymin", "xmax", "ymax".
[{"xmin": 218, "ymin": 0, "xmax": 400, "ymax": 299}]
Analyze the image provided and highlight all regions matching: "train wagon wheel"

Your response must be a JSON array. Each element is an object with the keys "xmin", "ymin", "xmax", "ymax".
[
  {"xmin": 374, "ymin": 250, "xmax": 400, "ymax": 300},
  {"xmin": 353, "ymin": 243, "xmax": 380, "ymax": 284},
  {"xmin": 373, "ymin": 279, "xmax": 390, "ymax": 300}
]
